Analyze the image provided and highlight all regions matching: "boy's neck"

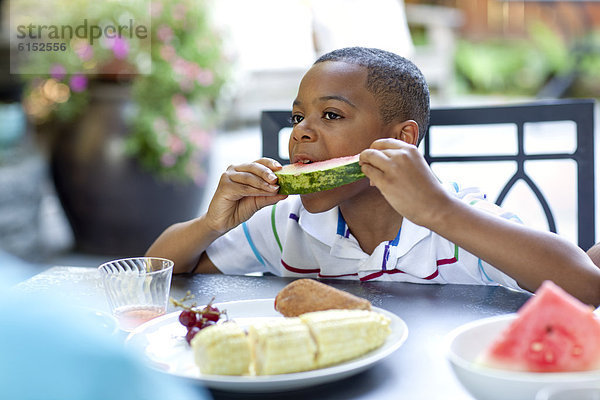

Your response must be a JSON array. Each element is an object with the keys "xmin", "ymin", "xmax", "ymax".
[{"xmin": 339, "ymin": 191, "xmax": 403, "ymax": 255}]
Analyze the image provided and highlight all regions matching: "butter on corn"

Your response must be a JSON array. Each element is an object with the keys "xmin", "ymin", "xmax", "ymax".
[
  {"xmin": 190, "ymin": 322, "xmax": 251, "ymax": 375},
  {"xmin": 191, "ymin": 310, "xmax": 392, "ymax": 376}
]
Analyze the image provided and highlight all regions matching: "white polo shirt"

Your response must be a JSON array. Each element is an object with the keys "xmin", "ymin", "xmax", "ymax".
[{"xmin": 206, "ymin": 183, "xmax": 522, "ymax": 289}]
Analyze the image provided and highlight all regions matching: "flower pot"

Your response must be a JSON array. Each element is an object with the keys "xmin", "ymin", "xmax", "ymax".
[{"xmin": 50, "ymin": 83, "xmax": 207, "ymax": 256}]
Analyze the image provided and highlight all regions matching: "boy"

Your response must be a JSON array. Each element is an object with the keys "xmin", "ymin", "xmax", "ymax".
[
  {"xmin": 588, "ymin": 243, "xmax": 600, "ymax": 268},
  {"xmin": 147, "ymin": 47, "xmax": 600, "ymax": 306}
]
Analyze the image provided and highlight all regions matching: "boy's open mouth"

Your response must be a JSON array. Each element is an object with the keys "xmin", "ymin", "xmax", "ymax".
[
  {"xmin": 290, "ymin": 154, "xmax": 317, "ymax": 164},
  {"xmin": 291, "ymin": 154, "xmax": 318, "ymax": 164}
]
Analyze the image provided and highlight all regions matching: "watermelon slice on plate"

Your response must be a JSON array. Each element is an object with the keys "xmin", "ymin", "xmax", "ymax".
[
  {"xmin": 275, "ymin": 155, "xmax": 365, "ymax": 195},
  {"xmin": 480, "ymin": 280, "xmax": 600, "ymax": 372}
]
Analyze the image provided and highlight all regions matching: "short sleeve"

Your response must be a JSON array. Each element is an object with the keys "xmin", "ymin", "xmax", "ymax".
[{"xmin": 205, "ymin": 222, "xmax": 265, "ymax": 275}]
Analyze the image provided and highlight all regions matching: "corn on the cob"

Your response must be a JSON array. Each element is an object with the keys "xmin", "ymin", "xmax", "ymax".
[
  {"xmin": 249, "ymin": 317, "xmax": 317, "ymax": 375},
  {"xmin": 300, "ymin": 309, "xmax": 391, "ymax": 368},
  {"xmin": 190, "ymin": 322, "xmax": 251, "ymax": 375},
  {"xmin": 190, "ymin": 310, "xmax": 392, "ymax": 375}
]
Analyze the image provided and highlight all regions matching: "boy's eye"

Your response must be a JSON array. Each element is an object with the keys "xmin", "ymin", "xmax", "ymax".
[
  {"xmin": 290, "ymin": 114, "xmax": 303, "ymax": 125},
  {"xmin": 323, "ymin": 111, "xmax": 341, "ymax": 120}
]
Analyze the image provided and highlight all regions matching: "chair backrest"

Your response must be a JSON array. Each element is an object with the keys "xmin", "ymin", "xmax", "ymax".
[
  {"xmin": 261, "ymin": 99, "xmax": 596, "ymax": 249},
  {"xmin": 424, "ymin": 99, "xmax": 595, "ymax": 250},
  {"xmin": 261, "ymin": 110, "xmax": 293, "ymax": 166}
]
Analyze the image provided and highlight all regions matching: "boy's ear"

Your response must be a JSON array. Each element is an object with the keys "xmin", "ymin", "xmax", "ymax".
[{"xmin": 392, "ymin": 120, "xmax": 419, "ymax": 146}]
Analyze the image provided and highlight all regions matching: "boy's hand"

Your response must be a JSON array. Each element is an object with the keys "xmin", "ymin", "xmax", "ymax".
[
  {"xmin": 205, "ymin": 158, "xmax": 287, "ymax": 234},
  {"xmin": 359, "ymin": 138, "xmax": 452, "ymax": 227}
]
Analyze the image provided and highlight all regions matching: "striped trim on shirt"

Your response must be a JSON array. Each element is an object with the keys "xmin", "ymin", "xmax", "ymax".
[{"xmin": 242, "ymin": 222, "xmax": 265, "ymax": 266}]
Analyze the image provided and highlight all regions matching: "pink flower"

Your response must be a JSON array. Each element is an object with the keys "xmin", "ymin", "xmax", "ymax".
[
  {"xmin": 50, "ymin": 64, "xmax": 66, "ymax": 81},
  {"xmin": 173, "ymin": 3, "xmax": 187, "ymax": 20},
  {"xmin": 168, "ymin": 134, "xmax": 186, "ymax": 155},
  {"xmin": 190, "ymin": 129, "xmax": 213, "ymax": 148},
  {"xmin": 179, "ymin": 80, "xmax": 194, "ymax": 92},
  {"xmin": 151, "ymin": 1, "xmax": 163, "ymax": 17},
  {"xmin": 161, "ymin": 153, "xmax": 176, "ymax": 167},
  {"xmin": 159, "ymin": 45, "xmax": 176, "ymax": 61},
  {"xmin": 171, "ymin": 94, "xmax": 186, "ymax": 107},
  {"xmin": 173, "ymin": 58, "xmax": 200, "ymax": 77},
  {"xmin": 73, "ymin": 42, "xmax": 93, "ymax": 61},
  {"xmin": 178, "ymin": 107, "xmax": 195, "ymax": 123},
  {"xmin": 171, "ymin": 95, "xmax": 194, "ymax": 122},
  {"xmin": 69, "ymin": 75, "xmax": 88, "ymax": 92},
  {"xmin": 157, "ymin": 25, "xmax": 174, "ymax": 43},
  {"xmin": 111, "ymin": 37, "xmax": 129, "ymax": 59},
  {"xmin": 172, "ymin": 58, "xmax": 203, "ymax": 92},
  {"xmin": 197, "ymin": 69, "xmax": 214, "ymax": 86}
]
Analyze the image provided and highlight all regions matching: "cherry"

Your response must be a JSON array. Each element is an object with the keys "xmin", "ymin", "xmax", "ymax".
[
  {"xmin": 171, "ymin": 293, "xmax": 228, "ymax": 345},
  {"xmin": 205, "ymin": 305, "xmax": 219, "ymax": 314},
  {"xmin": 202, "ymin": 307, "xmax": 221, "ymax": 322},
  {"xmin": 179, "ymin": 310, "xmax": 199, "ymax": 327},
  {"xmin": 186, "ymin": 326, "xmax": 201, "ymax": 344}
]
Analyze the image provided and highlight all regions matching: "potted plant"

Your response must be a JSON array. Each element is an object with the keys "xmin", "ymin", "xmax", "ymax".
[{"xmin": 15, "ymin": 0, "xmax": 230, "ymax": 255}]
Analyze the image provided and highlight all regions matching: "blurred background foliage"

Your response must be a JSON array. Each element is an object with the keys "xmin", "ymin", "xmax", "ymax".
[
  {"xmin": 14, "ymin": 0, "xmax": 230, "ymax": 183},
  {"xmin": 454, "ymin": 22, "xmax": 571, "ymax": 96},
  {"xmin": 406, "ymin": 0, "xmax": 600, "ymax": 100}
]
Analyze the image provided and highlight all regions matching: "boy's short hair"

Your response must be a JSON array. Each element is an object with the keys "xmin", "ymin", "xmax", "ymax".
[{"xmin": 315, "ymin": 47, "xmax": 430, "ymax": 144}]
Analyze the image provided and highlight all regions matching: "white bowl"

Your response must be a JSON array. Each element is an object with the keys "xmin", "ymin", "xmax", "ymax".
[
  {"xmin": 535, "ymin": 384, "xmax": 600, "ymax": 400},
  {"xmin": 446, "ymin": 314, "xmax": 600, "ymax": 400}
]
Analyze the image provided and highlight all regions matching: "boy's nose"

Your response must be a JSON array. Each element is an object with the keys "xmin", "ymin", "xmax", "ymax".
[{"xmin": 291, "ymin": 120, "xmax": 316, "ymax": 142}]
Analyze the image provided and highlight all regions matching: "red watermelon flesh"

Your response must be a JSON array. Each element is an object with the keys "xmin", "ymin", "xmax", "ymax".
[{"xmin": 480, "ymin": 280, "xmax": 600, "ymax": 372}]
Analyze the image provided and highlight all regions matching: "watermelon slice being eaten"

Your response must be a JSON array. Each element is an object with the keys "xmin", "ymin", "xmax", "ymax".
[
  {"xmin": 479, "ymin": 280, "xmax": 600, "ymax": 372},
  {"xmin": 275, "ymin": 154, "xmax": 366, "ymax": 195}
]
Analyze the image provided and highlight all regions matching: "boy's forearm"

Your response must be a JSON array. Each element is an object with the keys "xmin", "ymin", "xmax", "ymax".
[
  {"xmin": 145, "ymin": 214, "xmax": 222, "ymax": 274},
  {"xmin": 587, "ymin": 243, "xmax": 600, "ymax": 268},
  {"xmin": 428, "ymin": 198, "xmax": 600, "ymax": 306}
]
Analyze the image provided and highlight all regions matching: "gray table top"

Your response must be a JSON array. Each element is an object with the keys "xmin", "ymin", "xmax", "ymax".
[{"xmin": 17, "ymin": 267, "xmax": 533, "ymax": 400}]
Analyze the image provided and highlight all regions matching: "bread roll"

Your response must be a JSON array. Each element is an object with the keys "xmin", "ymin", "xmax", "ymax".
[{"xmin": 274, "ymin": 279, "xmax": 371, "ymax": 317}]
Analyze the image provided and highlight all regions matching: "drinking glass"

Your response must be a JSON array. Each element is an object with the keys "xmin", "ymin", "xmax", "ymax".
[{"xmin": 98, "ymin": 257, "xmax": 174, "ymax": 332}]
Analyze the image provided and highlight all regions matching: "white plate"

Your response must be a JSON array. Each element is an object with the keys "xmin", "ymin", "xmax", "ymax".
[
  {"xmin": 446, "ymin": 314, "xmax": 600, "ymax": 400},
  {"xmin": 126, "ymin": 298, "xmax": 408, "ymax": 392}
]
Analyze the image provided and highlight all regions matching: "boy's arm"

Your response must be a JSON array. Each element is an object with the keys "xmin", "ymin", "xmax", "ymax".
[
  {"xmin": 145, "ymin": 214, "xmax": 222, "ymax": 274},
  {"xmin": 146, "ymin": 158, "xmax": 287, "ymax": 274},
  {"xmin": 588, "ymin": 243, "xmax": 600, "ymax": 268},
  {"xmin": 360, "ymin": 139, "xmax": 600, "ymax": 306}
]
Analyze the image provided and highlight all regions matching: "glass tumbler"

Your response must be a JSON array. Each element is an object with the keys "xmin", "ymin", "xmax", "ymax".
[{"xmin": 98, "ymin": 257, "xmax": 174, "ymax": 332}]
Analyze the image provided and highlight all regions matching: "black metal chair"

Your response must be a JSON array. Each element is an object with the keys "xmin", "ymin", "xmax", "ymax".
[{"xmin": 261, "ymin": 99, "xmax": 596, "ymax": 250}]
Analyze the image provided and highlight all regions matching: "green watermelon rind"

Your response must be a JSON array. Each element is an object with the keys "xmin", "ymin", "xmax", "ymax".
[{"xmin": 275, "ymin": 156, "xmax": 366, "ymax": 195}]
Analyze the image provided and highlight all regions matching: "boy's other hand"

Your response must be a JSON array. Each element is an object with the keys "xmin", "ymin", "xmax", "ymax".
[
  {"xmin": 359, "ymin": 138, "xmax": 452, "ymax": 227},
  {"xmin": 206, "ymin": 158, "xmax": 287, "ymax": 234}
]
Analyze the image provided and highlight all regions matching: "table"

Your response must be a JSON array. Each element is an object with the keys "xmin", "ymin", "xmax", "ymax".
[{"xmin": 16, "ymin": 267, "xmax": 533, "ymax": 400}]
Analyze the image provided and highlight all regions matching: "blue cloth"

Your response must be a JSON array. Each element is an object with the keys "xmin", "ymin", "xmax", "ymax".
[
  {"xmin": 0, "ymin": 249, "xmax": 39, "ymax": 286},
  {"xmin": 0, "ymin": 252, "xmax": 211, "ymax": 400}
]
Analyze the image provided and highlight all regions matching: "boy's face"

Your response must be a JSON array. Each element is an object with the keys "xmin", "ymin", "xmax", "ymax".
[{"xmin": 289, "ymin": 61, "xmax": 395, "ymax": 213}]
